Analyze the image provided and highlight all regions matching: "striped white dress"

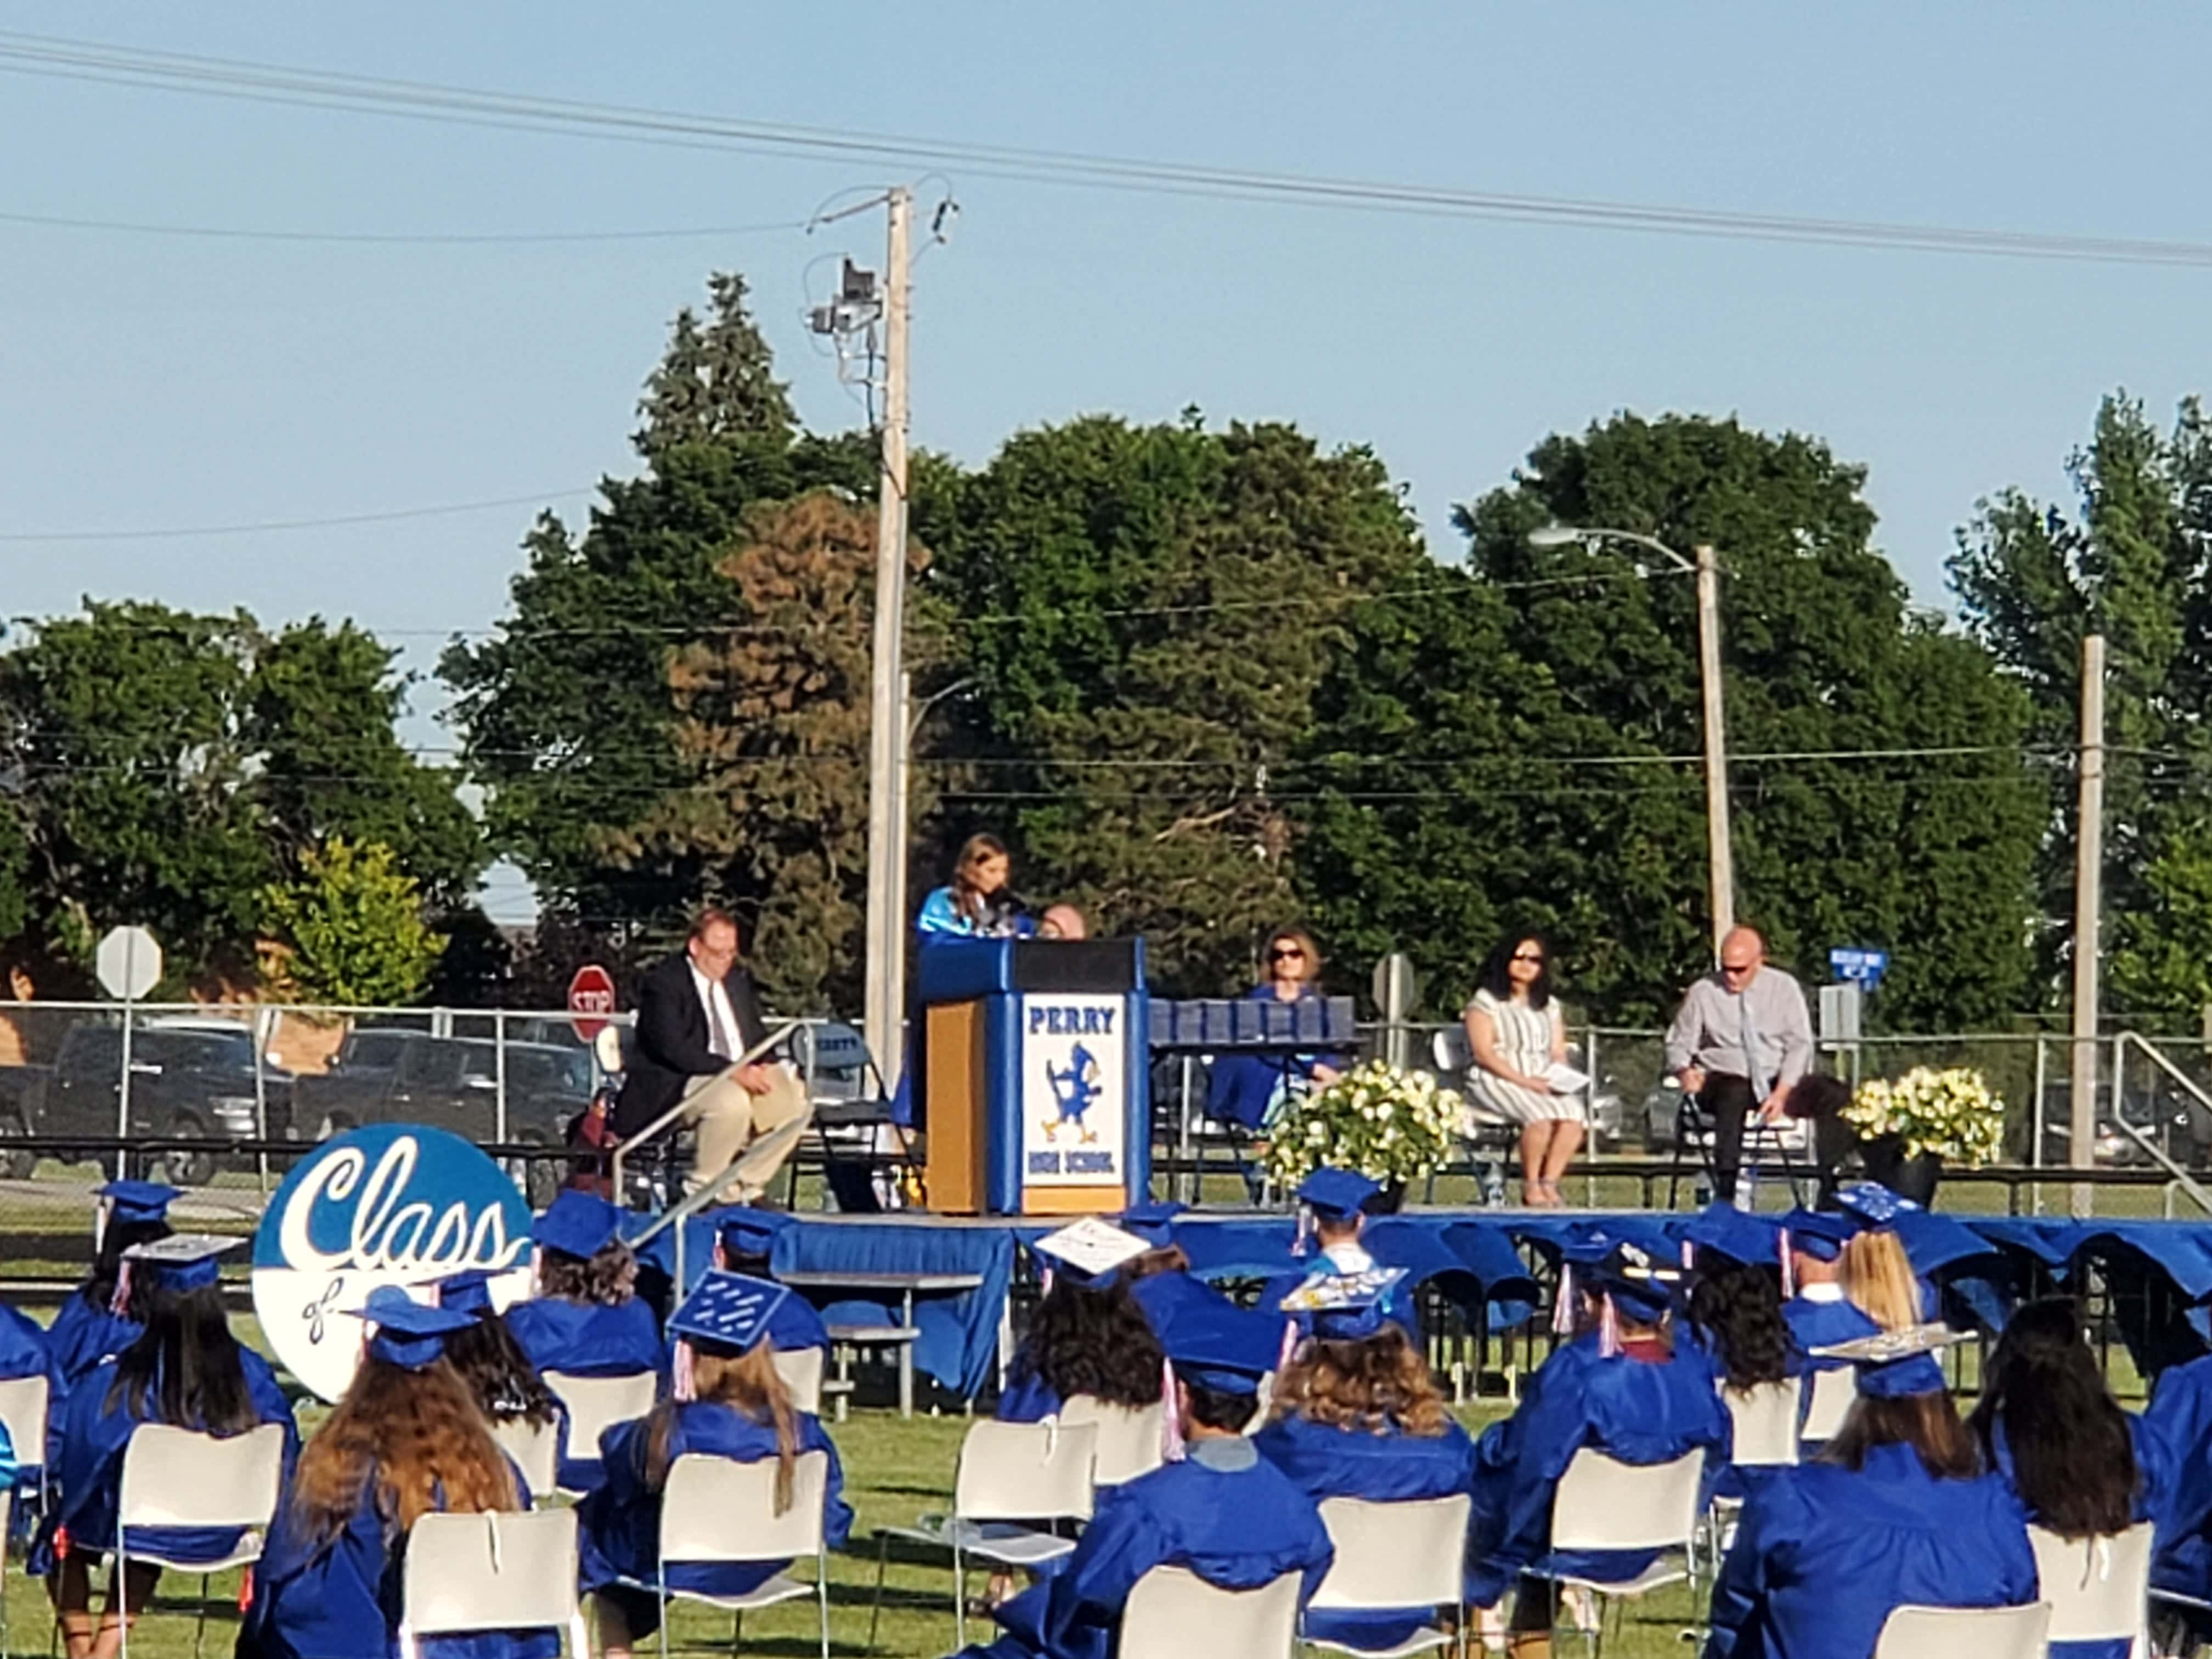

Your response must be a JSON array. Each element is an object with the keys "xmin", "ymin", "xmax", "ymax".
[{"xmin": 1464, "ymin": 988, "xmax": 1580, "ymax": 1125}]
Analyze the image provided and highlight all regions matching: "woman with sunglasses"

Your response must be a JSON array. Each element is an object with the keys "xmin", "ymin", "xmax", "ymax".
[
  {"xmin": 1463, "ymin": 932, "xmax": 1581, "ymax": 1206},
  {"xmin": 1205, "ymin": 927, "xmax": 1343, "ymax": 1135}
]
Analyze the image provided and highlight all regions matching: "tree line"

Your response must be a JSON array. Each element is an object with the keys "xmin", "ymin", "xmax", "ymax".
[{"xmin": 4, "ymin": 270, "xmax": 2207, "ymax": 1031}]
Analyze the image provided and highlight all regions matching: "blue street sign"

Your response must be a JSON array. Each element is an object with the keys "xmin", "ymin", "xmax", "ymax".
[{"xmin": 1829, "ymin": 946, "xmax": 1890, "ymax": 987}]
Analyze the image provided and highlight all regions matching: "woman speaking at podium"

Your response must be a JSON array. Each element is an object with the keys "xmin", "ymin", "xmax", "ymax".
[{"xmin": 918, "ymin": 833, "xmax": 1035, "ymax": 940}]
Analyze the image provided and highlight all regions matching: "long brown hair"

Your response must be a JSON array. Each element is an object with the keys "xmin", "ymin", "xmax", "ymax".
[
  {"xmin": 290, "ymin": 1355, "xmax": 520, "ymax": 1543},
  {"xmin": 951, "ymin": 834, "xmax": 1011, "ymax": 923},
  {"xmin": 1967, "ymin": 1298, "xmax": 2137, "ymax": 1539},
  {"xmin": 1820, "ymin": 1391, "xmax": 1978, "ymax": 1481},
  {"xmin": 538, "ymin": 1240, "xmax": 638, "ymax": 1306},
  {"xmin": 1842, "ymin": 1232, "xmax": 1921, "ymax": 1333},
  {"xmin": 1270, "ymin": 1327, "xmax": 1450, "ymax": 1437},
  {"xmin": 642, "ymin": 1344, "xmax": 799, "ymax": 1513},
  {"xmin": 107, "ymin": 1279, "xmax": 261, "ymax": 1437}
]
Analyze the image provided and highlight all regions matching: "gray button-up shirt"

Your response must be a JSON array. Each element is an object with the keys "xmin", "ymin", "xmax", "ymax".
[{"xmin": 1663, "ymin": 965, "xmax": 1814, "ymax": 1090}]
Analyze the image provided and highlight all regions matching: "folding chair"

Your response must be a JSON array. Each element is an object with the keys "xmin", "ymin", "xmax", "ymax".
[
  {"xmin": 0, "ymin": 1373, "xmax": 50, "ymax": 1634},
  {"xmin": 1058, "ymin": 1395, "xmax": 1164, "ymax": 1488},
  {"xmin": 2030, "ymin": 1522, "xmax": 2153, "ymax": 1655},
  {"xmin": 490, "ymin": 1415, "xmax": 562, "ymax": 1501},
  {"xmin": 1122, "ymin": 1565, "xmax": 1304, "ymax": 1659},
  {"xmin": 114, "ymin": 1421, "xmax": 288, "ymax": 1659},
  {"xmin": 1302, "ymin": 1493, "xmax": 1470, "ymax": 1657},
  {"xmin": 541, "ymin": 1370, "xmax": 659, "ymax": 1495},
  {"xmin": 1663, "ymin": 1090, "xmax": 1809, "ymax": 1211},
  {"xmin": 617, "ymin": 1450, "xmax": 832, "ymax": 1659},
  {"xmin": 1526, "ymin": 1448, "xmax": 1706, "ymax": 1658},
  {"xmin": 1706, "ymin": 1379, "xmax": 1801, "ymax": 1560},
  {"xmin": 772, "ymin": 1346, "xmax": 826, "ymax": 1417},
  {"xmin": 399, "ymin": 1508, "xmax": 588, "ymax": 1659},
  {"xmin": 1872, "ymin": 1601, "xmax": 2050, "ymax": 1658},
  {"xmin": 1799, "ymin": 1366, "xmax": 1858, "ymax": 1445},
  {"xmin": 868, "ymin": 1419, "xmax": 1098, "ymax": 1648}
]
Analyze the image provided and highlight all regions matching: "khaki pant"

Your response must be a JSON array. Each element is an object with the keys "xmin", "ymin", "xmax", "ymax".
[{"xmin": 679, "ymin": 1063, "xmax": 814, "ymax": 1201}]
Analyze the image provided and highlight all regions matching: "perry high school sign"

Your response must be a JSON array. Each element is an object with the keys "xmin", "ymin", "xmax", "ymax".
[{"xmin": 1020, "ymin": 994, "xmax": 1127, "ymax": 1191}]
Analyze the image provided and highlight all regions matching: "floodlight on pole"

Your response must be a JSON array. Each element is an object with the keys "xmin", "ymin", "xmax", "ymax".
[{"xmin": 1528, "ymin": 524, "xmax": 1735, "ymax": 955}]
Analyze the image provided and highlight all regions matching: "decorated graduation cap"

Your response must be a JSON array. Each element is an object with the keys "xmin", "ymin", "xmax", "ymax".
[
  {"xmin": 1810, "ymin": 1322, "xmax": 1964, "ymax": 1400},
  {"xmin": 121, "ymin": 1233, "xmax": 238, "ymax": 1295},
  {"xmin": 1834, "ymin": 1182, "xmax": 1920, "ymax": 1232},
  {"xmin": 1031, "ymin": 1217, "xmax": 1149, "ymax": 1289},
  {"xmin": 1592, "ymin": 1244, "xmax": 1684, "ymax": 1325},
  {"xmin": 532, "ymin": 1189, "xmax": 624, "ymax": 1261},
  {"xmin": 667, "ymin": 1269, "xmax": 788, "ymax": 1401},
  {"xmin": 1279, "ymin": 1266, "xmax": 1406, "ymax": 1344},
  {"xmin": 437, "ymin": 1268, "xmax": 496, "ymax": 1318},
  {"xmin": 352, "ymin": 1286, "xmax": 477, "ymax": 1371}
]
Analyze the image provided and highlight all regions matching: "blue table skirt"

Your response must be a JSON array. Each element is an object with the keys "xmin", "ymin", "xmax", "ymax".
[{"xmin": 651, "ymin": 1209, "xmax": 2212, "ymax": 1400}]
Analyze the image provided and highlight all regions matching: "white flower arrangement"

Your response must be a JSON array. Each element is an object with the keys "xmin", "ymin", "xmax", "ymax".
[
  {"xmin": 1263, "ymin": 1060, "xmax": 1464, "ymax": 1189},
  {"xmin": 1843, "ymin": 1065, "xmax": 2006, "ymax": 1168}
]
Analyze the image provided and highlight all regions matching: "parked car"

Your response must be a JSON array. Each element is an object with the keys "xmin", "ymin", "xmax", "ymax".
[{"xmin": 29, "ymin": 1015, "xmax": 294, "ymax": 1185}]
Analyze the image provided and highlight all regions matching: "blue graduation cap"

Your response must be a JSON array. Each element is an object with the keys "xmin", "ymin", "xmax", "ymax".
[
  {"xmin": 1811, "ymin": 1323, "xmax": 1962, "ymax": 1400},
  {"xmin": 1835, "ymin": 1182, "xmax": 1920, "ymax": 1232},
  {"xmin": 668, "ymin": 1270, "xmax": 788, "ymax": 1356},
  {"xmin": 1118, "ymin": 1200, "xmax": 1186, "ymax": 1249},
  {"xmin": 715, "ymin": 1208, "xmax": 790, "ymax": 1262},
  {"xmin": 1279, "ymin": 1267, "xmax": 1406, "ymax": 1342},
  {"xmin": 1782, "ymin": 1208, "xmax": 1854, "ymax": 1264},
  {"xmin": 1592, "ymin": 1244, "xmax": 1684, "ymax": 1324},
  {"xmin": 1297, "ymin": 1168, "xmax": 1380, "ymax": 1224},
  {"xmin": 1556, "ymin": 1222, "xmax": 1624, "ymax": 1267},
  {"xmin": 532, "ymin": 1190, "xmax": 624, "ymax": 1260},
  {"xmin": 98, "ymin": 1180, "xmax": 180, "ymax": 1228},
  {"xmin": 1160, "ymin": 1297, "xmax": 1277, "ymax": 1397},
  {"xmin": 437, "ymin": 1269, "xmax": 495, "ymax": 1318},
  {"xmin": 1683, "ymin": 1204, "xmax": 1781, "ymax": 1268},
  {"xmin": 353, "ymin": 1286, "xmax": 478, "ymax": 1371},
  {"xmin": 122, "ymin": 1233, "xmax": 238, "ymax": 1294}
]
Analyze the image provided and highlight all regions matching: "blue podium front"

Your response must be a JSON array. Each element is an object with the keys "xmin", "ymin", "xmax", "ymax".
[{"xmin": 916, "ymin": 936, "xmax": 1150, "ymax": 1216}]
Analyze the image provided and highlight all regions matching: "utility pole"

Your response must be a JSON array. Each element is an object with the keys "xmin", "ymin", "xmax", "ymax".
[
  {"xmin": 2070, "ymin": 632, "xmax": 2107, "ymax": 1218},
  {"xmin": 1694, "ymin": 543, "xmax": 1735, "ymax": 955},
  {"xmin": 862, "ymin": 187, "xmax": 912, "ymax": 1091}
]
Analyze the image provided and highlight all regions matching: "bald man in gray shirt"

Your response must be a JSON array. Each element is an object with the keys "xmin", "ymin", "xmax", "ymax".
[{"xmin": 1664, "ymin": 925, "xmax": 1814, "ymax": 1204}]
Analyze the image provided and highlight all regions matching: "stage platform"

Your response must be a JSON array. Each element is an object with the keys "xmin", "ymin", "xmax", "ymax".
[{"xmin": 638, "ymin": 1205, "xmax": 2212, "ymax": 1401}]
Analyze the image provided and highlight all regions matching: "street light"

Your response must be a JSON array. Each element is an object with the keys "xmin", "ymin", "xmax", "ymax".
[{"xmin": 1528, "ymin": 524, "xmax": 1735, "ymax": 956}]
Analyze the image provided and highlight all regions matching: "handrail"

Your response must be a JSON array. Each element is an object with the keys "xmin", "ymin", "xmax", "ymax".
[
  {"xmin": 607, "ymin": 1019, "xmax": 805, "ymax": 1195},
  {"xmin": 2112, "ymin": 1034, "xmax": 2212, "ymax": 1217}
]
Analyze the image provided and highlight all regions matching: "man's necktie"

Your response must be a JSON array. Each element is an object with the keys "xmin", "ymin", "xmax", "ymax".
[
  {"xmin": 1740, "ymin": 990, "xmax": 1769, "ymax": 1105},
  {"xmin": 707, "ymin": 984, "xmax": 737, "ymax": 1062}
]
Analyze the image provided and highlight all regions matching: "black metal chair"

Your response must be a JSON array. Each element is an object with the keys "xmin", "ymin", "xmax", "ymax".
[{"xmin": 1663, "ymin": 1087, "xmax": 1811, "ymax": 1211}]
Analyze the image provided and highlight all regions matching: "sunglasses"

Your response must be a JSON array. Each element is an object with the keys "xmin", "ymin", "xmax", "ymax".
[
  {"xmin": 1269, "ymin": 947, "xmax": 1306, "ymax": 962},
  {"xmin": 1512, "ymin": 951, "xmax": 1545, "ymax": 964}
]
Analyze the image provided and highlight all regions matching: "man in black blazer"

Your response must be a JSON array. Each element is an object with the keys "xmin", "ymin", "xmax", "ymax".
[{"xmin": 613, "ymin": 908, "xmax": 812, "ymax": 1199}]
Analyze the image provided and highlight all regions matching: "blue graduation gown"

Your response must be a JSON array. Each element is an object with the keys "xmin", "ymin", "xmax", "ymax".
[
  {"xmin": 39, "ymin": 1349, "xmax": 296, "ymax": 1573},
  {"xmin": 1252, "ymin": 1413, "xmax": 1476, "ymax": 1650},
  {"xmin": 242, "ymin": 1465, "xmax": 558, "ymax": 1659},
  {"xmin": 47, "ymin": 1294, "xmax": 142, "ymax": 1401},
  {"xmin": 958, "ymin": 1441, "xmax": 1335, "ymax": 1659},
  {"xmin": 1780, "ymin": 1296, "xmax": 1880, "ymax": 1363},
  {"xmin": 994, "ymin": 1371, "xmax": 1061, "ymax": 1424},
  {"xmin": 575, "ymin": 1401, "xmax": 851, "ymax": 1638},
  {"xmin": 505, "ymin": 1299, "xmax": 662, "ymax": 1490},
  {"xmin": 1206, "ymin": 986, "xmax": 1330, "ymax": 1132},
  {"xmin": 2128, "ymin": 1362, "xmax": 2212, "ymax": 1634},
  {"xmin": 1705, "ymin": 1442, "xmax": 2038, "ymax": 1659},
  {"xmin": 1465, "ymin": 1339, "xmax": 1730, "ymax": 1607},
  {"xmin": 0, "ymin": 1302, "xmax": 63, "ymax": 1482}
]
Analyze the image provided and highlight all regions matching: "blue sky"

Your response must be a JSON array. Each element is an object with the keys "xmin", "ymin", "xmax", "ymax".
[{"xmin": 6, "ymin": 5, "xmax": 2210, "ymax": 919}]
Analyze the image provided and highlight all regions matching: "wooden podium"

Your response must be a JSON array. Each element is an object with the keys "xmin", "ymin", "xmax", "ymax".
[{"xmin": 915, "ymin": 936, "xmax": 1149, "ymax": 1216}]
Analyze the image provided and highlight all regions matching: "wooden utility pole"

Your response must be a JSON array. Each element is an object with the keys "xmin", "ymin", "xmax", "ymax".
[
  {"xmin": 2070, "ymin": 633, "xmax": 2107, "ymax": 1218},
  {"xmin": 1694, "ymin": 543, "xmax": 1735, "ymax": 955},
  {"xmin": 862, "ymin": 187, "xmax": 912, "ymax": 1090}
]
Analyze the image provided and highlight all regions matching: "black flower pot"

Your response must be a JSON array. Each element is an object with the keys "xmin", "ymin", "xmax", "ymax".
[
  {"xmin": 1861, "ymin": 1135, "xmax": 1944, "ymax": 1206},
  {"xmin": 1365, "ymin": 1178, "xmax": 1408, "ymax": 1215}
]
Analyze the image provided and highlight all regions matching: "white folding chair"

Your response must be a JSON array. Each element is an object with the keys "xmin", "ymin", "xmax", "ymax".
[
  {"xmin": 490, "ymin": 1415, "xmax": 562, "ymax": 1501},
  {"xmin": 115, "ymin": 1421, "xmax": 289, "ymax": 1659},
  {"xmin": 399, "ymin": 1508, "xmax": 588, "ymax": 1659},
  {"xmin": 772, "ymin": 1346, "xmax": 826, "ymax": 1417},
  {"xmin": 1800, "ymin": 1365, "xmax": 1858, "ymax": 1444},
  {"xmin": 1872, "ymin": 1601, "xmax": 2051, "ymax": 1658},
  {"xmin": 0, "ymin": 1373, "xmax": 50, "ymax": 1635},
  {"xmin": 868, "ymin": 1418, "xmax": 1098, "ymax": 1648},
  {"xmin": 541, "ymin": 1370, "xmax": 659, "ymax": 1494},
  {"xmin": 619, "ymin": 1449, "xmax": 831, "ymax": 1659},
  {"xmin": 1303, "ymin": 1494, "xmax": 1470, "ymax": 1657},
  {"xmin": 2030, "ymin": 1522, "xmax": 2153, "ymax": 1655},
  {"xmin": 1059, "ymin": 1395, "xmax": 1165, "ymax": 1488},
  {"xmin": 1722, "ymin": 1380, "xmax": 1802, "ymax": 1471},
  {"xmin": 1530, "ymin": 1448, "xmax": 1706, "ymax": 1657},
  {"xmin": 1122, "ymin": 1564, "xmax": 1304, "ymax": 1659}
]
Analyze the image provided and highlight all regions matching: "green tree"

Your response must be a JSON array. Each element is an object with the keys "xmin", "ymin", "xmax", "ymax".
[
  {"xmin": 1299, "ymin": 414, "xmax": 2045, "ymax": 1028},
  {"xmin": 261, "ymin": 837, "xmax": 447, "ymax": 1006},
  {"xmin": 1951, "ymin": 392, "xmax": 2212, "ymax": 1023},
  {"xmin": 930, "ymin": 415, "xmax": 1427, "ymax": 994},
  {"xmin": 634, "ymin": 272, "xmax": 796, "ymax": 461}
]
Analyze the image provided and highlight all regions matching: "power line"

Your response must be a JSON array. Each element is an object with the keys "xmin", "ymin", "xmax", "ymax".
[
  {"xmin": 5, "ymin": 30, "xmax": 2212, "ymax": 272},
  {"xmin": 0, "ymin": 206, "xmax": 810, "ymax": 245},
  {"xmin": 0, "ymin": 489, "xmax": 590, "ymax": 543}
]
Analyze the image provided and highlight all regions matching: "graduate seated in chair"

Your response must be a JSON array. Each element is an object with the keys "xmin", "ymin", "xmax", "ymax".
[
  {"xmin": 42, "ymin": 1235, "xmax": 297, "ymax": 1659},
  {"xmin": 503, "ymin": 1192, "xmax": 662, "ymax": 1383},
  {"xmin": 1252, "ymin": 1271, "xmax": 1475, "ymax": 1654},
  {"xmin": 577, "ymin": 1272, "xmax": 851, "ymax": 1659},
  {"xmin": 998, "ymin": 1220, "xmax": 1166, "ymax": 1424},
  {"xmin": 240, "ymin": 1289, "xmax": 554, "ymax": 1659},
  {"xmin": 953, "ymin": 1299, "xmax": 1335, "ymax": 1659},
  {"xmin": 1259, "ymin": 1169, "xmax": 1422, "ymax": 1337},
  {"xmin": 436, "ymin": 1272, "xmax": 565, "ymax": 1449},
  {"xmin": 1466, "ymin": 1237, "xmax": 1729, "ymax": 1658},
  {"xmin": 46, "ymin": 1182, "xmax": 178, "ymax": 1404},
  {"xmin": 707, "ymin": 1210, "xmax": 831, "ymax": 1357},
  {"xmin": 1703, "ymin": 1325, "xmax": 2038, "ymax": 1659}
]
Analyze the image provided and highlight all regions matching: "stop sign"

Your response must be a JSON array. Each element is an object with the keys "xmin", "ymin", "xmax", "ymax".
[{"xmin": 567, "ymin": 963, "xmax": 618, "ymax": 1041}]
